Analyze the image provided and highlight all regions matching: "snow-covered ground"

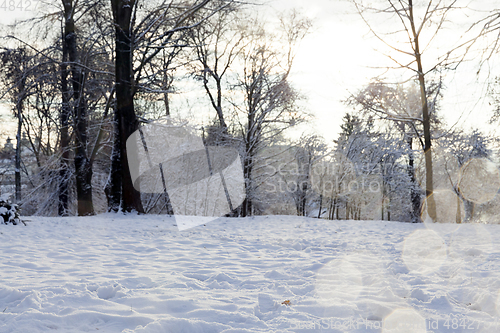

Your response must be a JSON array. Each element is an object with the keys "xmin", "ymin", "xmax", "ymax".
[{"xmin": 1, "ymin": 215, "xmax": 499, "ymax": 332}]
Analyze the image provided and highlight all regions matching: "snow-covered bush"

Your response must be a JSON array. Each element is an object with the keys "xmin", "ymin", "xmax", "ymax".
[{"xmin": 0, "ymin": 199, "xmax": 20, "ymax": 225}]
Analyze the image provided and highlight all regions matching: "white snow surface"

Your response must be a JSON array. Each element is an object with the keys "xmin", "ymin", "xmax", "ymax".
[{"xmin": 0, "ymin": 214, "xmax": 499, "ymax": 332}]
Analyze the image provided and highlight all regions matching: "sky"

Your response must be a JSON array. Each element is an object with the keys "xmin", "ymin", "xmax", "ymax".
[
  {"xmin": 273, "ymin": 0, "xmax": 500, "ymax": 142},
  {"xmin": 0, "ymin": 0, "xmax": 499, "ymax": 145}
]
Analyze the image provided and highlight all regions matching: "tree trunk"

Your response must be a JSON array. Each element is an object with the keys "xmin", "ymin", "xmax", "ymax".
[
  {"xmin": 15, "ymin": 98, "xmax": 22, "ymax": 204},
  {"xmin": 299, "ymin": 182, "xmax": 307, "ymax": 217},
  {"xmin": 75, "ymin": 155, "xmax": 94, "ymax": 215},
  {"xmin": 241, "ymin": 153, "xmax": 252, "ymax": 217},
  {"xmin": 59, "ymin": 36, "xmax": 71, "ymax": 215},
  {"xmin": 381, "ymin": 198, "xmax": 384, "ymax": 221},
  {"xmin": 163, "ymin": 71, "xmax": 172, "ymax": 117},
  {"xmin": 164, "ymin": 90, "xmax": 170, "ymax": 117},
  {"xmin": 202, "ymin": 64, "xmax": 228, "ymax": 133},
  {"xmin": 419, "ymin": 73, "xmax": 436, "ymax": 221},
  {"xmin": 317, "ymin": 194, "xmax": 323, "ymax": 219},
  {"xmin": 215, "ymin": 78, "xmax": 227, "ymax": 131},
  {"xmin": 456, "ymin": 193, "xmax": 462, "ymax": 223},
  {"xmin": 409, "ymin": 0, "xmax": 436, "ymax": 221},
  {"xmin": 4, "ymin": 49, "xmax": 27, "ymax": 205},
  {"xmin": 111, "ymin": 0, "xmax": 144, "ymax": 213},
  {"xmin": 73, "ymin": 71, "xmax": 94, "ymax": 216},
  {"xmin": 105, "ymin": 113, "xmax": 122, "ymax": 211},
  {"xmin": 328, "ymin": 198, "xmax": 334, "ymax": 220},
  {"xmin": 63, "ymin": 0, "xmax": 95, "ymax": 216},
  {"xmin": 464, "ymin": 199, "xmax": 474, "ymax": 222},
  {"xmin": 407, "ymin": 137, "xmax": 421, "ymax": 222}
]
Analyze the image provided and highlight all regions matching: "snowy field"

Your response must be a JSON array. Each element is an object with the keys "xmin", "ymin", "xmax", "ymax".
[{"xmin": 1, "ymin": 215, "xmax": 499, "ymax": 332}]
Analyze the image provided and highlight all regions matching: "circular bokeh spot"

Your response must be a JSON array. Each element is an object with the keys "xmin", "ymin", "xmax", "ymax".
[
  {"xmin": 382, "ymin": 308, "xmax": 426, "ymax": 333},
  {"xmin": 448, "ymin": 224, "xmax": 492, "ymax": 264},
  {"xmin": 421, "ymin": 189, "xmax": 464, "ymax": 224},
  {"xmin": 315, "ymin": 254, "xmax": 363, "ymax": 306},
  {"xmin": 402, "ymin": 229, "xmax": 447, "ymax": 275},
  {"xmin": 458, "ymin": 158, "xmax": 500, "ymax": 204}
]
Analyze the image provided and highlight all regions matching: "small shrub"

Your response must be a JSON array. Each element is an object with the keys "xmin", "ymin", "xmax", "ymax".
[{"xmin": 0, "ymin": 200, "xmax": 20, "ymax": 225}]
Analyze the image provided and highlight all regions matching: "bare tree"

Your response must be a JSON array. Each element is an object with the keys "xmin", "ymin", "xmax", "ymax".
[
  {"xmin": 188, "ymin": 2, "xmax": 246, "ymax": 137},
  {"xmin": 0, "ymin": 48, "xmax": 32, "ymax": 204},
  {"xmin": 352, "ymin": 0, "xmax": 469, "ymax": 220},
  {"xmin": 60, "ymin": 0, "xmax": 97, "ymax": 216},
  {"xmin": 292, "ymin": 134, "xmax": 328, "ymax": 217},
  {"xmin": 232, "ymin": 12, "xmax": 311, "ymax": 216},
  {"xmin": 106, "ymin": 0, "xmax": 235, "ymax": 213}
]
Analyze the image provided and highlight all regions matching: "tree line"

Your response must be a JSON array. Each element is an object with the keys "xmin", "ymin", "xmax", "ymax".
[
  {"xmin": 0, "ymin": 0, "xmax": 499, "ymax": 222},
  {"xmin": 0, "ymin": 0, "xmax": 313, "ymax": 217}
]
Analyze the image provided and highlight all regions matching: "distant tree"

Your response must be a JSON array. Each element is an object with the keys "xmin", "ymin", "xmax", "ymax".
[
  {"xmin": 0, "ymin": 47, "xmax": 31, "ymax": 204},
  {"xmin": 331, "ymin": 114, "xmax": 365, "ymax": 220},
  {"xmin": 233, "ymin": 12, "xmax": 311, "ymax": 216},
  {"xmin": 329, "ymin": 112, "xmax": 415, "ymax": 221},
  {"xmin": 293, "ymin": 134, "xmax": 328, "ymax": 217},
  {"xmin": 348, "ymin": 80, "xmax": 443, "ymax": 221},
  {"xmin": 437, "ymin": 129, "xmax": 494, "ymax": 221}
]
